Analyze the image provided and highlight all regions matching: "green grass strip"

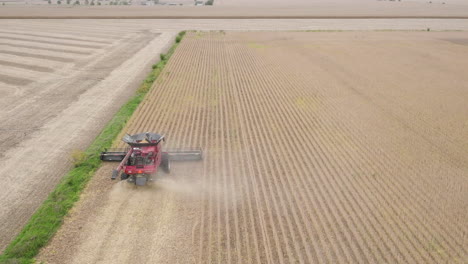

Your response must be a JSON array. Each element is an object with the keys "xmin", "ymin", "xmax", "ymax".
[{"xmin": 0, "ymin": 31, "xmax": 186, "ymax": 264}]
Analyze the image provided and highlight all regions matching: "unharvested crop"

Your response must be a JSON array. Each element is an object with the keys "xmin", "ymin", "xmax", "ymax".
[{"xmin": 39, "ymin": 31, "xmax": 468, "ymax": 264}]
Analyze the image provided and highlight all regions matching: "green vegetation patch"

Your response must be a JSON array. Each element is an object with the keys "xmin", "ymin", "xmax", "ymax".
[{"xmin": 0, "ymin": 31, "xmax": 186, "ymax": 264}]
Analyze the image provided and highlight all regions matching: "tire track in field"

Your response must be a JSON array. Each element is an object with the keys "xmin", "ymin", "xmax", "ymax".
[
  {"xmin": 0, "ymin": 34, "xmax": 103, "ymax": 49},
  {"xmin": 0, "ymin": 28, "xmax": 174, "ymax": 253},
  {"xmin": 0, "ymin": 53, "xmax": 65, "ymax": 70},
  {"xmin": 0, "ymin": 31, "xmax": 110, "ymax": 46},
  {"xmin": 0, "ymin": 50, "xmax": 76, "ymax": 62},
  {"xmin": 0, "ymin": 73, "xmax": 33, "ymax": 86},
  {"xmin": 0, "ymin": 30, "xmax": 112, "ymax": 44},
  {"xmin": 0, "ymin": 43, "xmax": 91, "ymax": 55},
  {"xmin": 0, "ymin": 67, "xmax": 44, "ymax": 83},
  {"xmin": 0, "ymin": 59, "xmax": 53, "ymax": 72},
  {"xmin": 4, "ymin": 24, "xmax": 127, "ymax": 39}
]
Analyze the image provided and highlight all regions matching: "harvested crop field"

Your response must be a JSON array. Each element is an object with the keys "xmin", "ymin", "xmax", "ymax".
[
  {"xmin": 0, "ymin": 22, "xmax": 176, "ymax": 251},
  {"xmin": 4, "ymin": 19, "xmax": 468, "ymax": 32},
  {"xmin": 3, "ymin": 2, "xmax": 468, "ymax": 19},
  {"xmin": 39, "ymin": 31, "xmax": 467, "ymax": 263}
]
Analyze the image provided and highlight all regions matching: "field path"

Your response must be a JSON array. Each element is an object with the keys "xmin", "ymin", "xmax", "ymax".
[{"xmin": 39, "ymin": 31, "xmax": 467, "ymax": 263}]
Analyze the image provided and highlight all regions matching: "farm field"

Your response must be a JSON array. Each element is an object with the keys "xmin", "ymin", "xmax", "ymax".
[
  {"xmin": 2, "ymin": 2, "xmax": 468, "ymax": 19},
  {"xmin": 4, "ymin": 18, "xmax": 468, "ymax": 32},
  {"xmin": 0, "ymin": 22, "xmax": 176, "ymax": 251},
  {"xmin": 215, "ymin": 0, "xmax": 468, "ymax": 6},
  {"xmin": 39, "ymin": 31, "xmax": 468, "ymax": 263},
  {"xmin": 2, "ymin": 18, "xmax": 468, "ymax": 256}
]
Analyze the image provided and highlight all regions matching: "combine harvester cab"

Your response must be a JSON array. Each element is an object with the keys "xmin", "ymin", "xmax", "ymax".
[{"xmin": 100, "ymin": 132, "xmax": 202, "ymax": 186}]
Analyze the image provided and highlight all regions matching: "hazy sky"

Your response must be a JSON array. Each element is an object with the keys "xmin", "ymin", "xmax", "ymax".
[
  {"xmin": 408, "ymin": 0, "xmax": 468, "ymax": 3},
  {"xmin": 215, "ymin": 0, "xmax": 468, "ymax": 6}
]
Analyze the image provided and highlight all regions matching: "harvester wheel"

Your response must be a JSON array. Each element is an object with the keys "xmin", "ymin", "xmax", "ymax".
[
  {"xmin": 121, "ymin": 173, "xmax": 129, "ymax": 180},
  {"xmin": 161, "ymin": 153, "xmax": 170, "ymax": 173}
]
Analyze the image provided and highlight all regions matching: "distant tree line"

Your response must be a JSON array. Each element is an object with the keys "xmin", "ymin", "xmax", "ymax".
[{"xmin": 45, "ymin": 0, "xmax": 207, "ymax": 6}]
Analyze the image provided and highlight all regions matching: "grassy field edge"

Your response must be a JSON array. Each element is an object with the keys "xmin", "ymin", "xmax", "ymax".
[{"xmin": 0, "ymin": 31, "xmax": 186, "ymax": 264}]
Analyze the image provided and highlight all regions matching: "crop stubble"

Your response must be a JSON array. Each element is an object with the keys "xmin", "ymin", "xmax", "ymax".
[
  {"xmin": 0, "ymin": 21, "xmax": 177, "ymax": 252},
  {"xmin": 39, "ymin": 31, "xmax": 467, "ymax": 263}
]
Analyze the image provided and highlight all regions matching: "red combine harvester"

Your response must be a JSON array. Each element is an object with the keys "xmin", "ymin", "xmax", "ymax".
[{"xmin": 100, "ymin": 132, "xmax": 202, "ymax": 186}]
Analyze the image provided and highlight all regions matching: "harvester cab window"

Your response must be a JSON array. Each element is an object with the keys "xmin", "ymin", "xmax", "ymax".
[
  {"xmin": 128, "ymin": 155, "xmax": 135, "ymax": 166},
  {"xmin": 128, "ymin": 149, "xmax": 142, "ymax": 166},
  {"xmin": 146, "ymin": 152, "xmax": 155, "ymax": 164},
  {"xmin": 135, "ymin": 156, "xmax": 144, "ymax": 168}
]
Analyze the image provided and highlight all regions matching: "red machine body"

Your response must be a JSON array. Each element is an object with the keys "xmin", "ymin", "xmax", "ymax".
[
  {"xmin": 120, "ymin": 144, "xmax": 162, "ymax": 176},
  {"xmin": 100, "ymin": 132, "xmax": 202, "ymax": 186}
]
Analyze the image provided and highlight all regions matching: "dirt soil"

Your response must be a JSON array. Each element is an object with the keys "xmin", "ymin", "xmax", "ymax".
[
  {"xmin": 3, "ymin": 19, "xmax": 468, "ymax": 33},
  {"xmin": 2, "ymin": 18, "xmax": 467, "ymax": 256},
  {"xmin": 38, "ymin": 31, "xmax": 468, "ymax": 264},
  {"xmin": 2, "ymin": 1, "xmax": 468, "ymax": 19},
  {"xmin": 0, "ymin": 23, "xmax": 176, "ymax": 252}
]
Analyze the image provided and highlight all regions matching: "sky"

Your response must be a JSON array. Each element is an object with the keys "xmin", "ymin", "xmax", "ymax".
[{"xmin": 214, "ymin": 0, "xmax": 468, "ymax": 6}]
